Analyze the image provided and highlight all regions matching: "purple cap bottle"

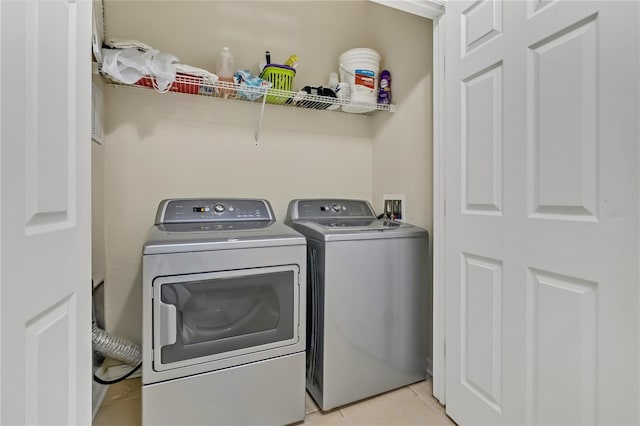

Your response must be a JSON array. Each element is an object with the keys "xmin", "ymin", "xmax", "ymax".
[{"xmin": 378, "ymin": 70, "xmax": 391, "ymax": 104}]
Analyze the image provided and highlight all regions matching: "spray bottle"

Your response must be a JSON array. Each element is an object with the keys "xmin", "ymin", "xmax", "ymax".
[{"xmin": 216, "ymin": 46, "xmax": 235, "ymax": 97}]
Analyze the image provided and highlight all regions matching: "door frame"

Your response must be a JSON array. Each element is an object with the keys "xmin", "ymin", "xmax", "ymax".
[{"xmin": 431, "ymin": 10, "xmax": 446, "ymax": 405}]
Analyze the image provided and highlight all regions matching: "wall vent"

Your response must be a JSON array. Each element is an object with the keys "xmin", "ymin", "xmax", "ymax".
[{"xmin": 91, "ymin": 81, "xmax": 103, "ymax": 144}]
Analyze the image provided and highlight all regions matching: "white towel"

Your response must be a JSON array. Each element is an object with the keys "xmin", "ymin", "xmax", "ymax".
[
  {"xmin": 105, "ymin": 38, "xmax": 154, "ymax": 51},
  {"xmin": 175, "ymin": 64, "xmax": 218, "ymax": 84}
]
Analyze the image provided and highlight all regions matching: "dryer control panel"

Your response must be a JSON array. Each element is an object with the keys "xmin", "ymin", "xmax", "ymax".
[
  {"xmin": 290, "ymin": 199, "xmax": 375, "ymax": 220},
  {"xmin": 155, "ymin": 199, "xmax": 275, "ymax": 224}
]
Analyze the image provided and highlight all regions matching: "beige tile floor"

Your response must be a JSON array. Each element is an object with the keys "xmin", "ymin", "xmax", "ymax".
[{"xmin": 94, "ymin": 377, "xmax": 456, "ymax": 426}]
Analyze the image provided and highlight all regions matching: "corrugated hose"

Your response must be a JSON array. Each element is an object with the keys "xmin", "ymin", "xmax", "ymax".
[{"xmin": 92, "ymin": 319, "xmax": 142, "ymax": 384}]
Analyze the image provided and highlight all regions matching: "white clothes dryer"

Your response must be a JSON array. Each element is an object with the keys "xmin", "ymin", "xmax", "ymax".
[{"xmin": 142, "ymin": 198, "xmax": 306, "ymax": 426}]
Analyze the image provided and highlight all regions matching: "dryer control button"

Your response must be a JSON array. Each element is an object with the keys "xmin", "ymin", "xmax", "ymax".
[
  {"xmin": 213, "ymin": 203, "xmax": 225, "ymax": 213},
  {"xmin": 332, "ymin": 204, "xmax": 342, "ymax": 212}
]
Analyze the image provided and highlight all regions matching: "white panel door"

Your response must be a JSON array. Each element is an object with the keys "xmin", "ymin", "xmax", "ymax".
[
  {"xmin": 0, "ymin": 0, "xmax": 92, "ymax": 424},
  {"xmin": 445, "ymin": 1, "xmax": 639, "ymax": 424}
]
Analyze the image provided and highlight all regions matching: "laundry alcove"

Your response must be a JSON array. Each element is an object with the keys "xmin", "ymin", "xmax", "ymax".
[{"xmin": 91, "ymin": 0, "xmax": 437, "ymax": 404}]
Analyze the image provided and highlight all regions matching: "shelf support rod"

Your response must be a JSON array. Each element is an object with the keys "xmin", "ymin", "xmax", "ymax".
[{"xmin": 255, "ymin": 92, "xmax": 268, "ymax": 145}]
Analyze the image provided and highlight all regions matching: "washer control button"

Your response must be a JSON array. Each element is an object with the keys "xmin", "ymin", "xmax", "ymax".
[
  {"xmin": 332, "ymin": 203, "xmax": 342, "ymax": 212},
  {"xmin": 213, "ymin": 203, "xmax": 225, "ymax": 213}
]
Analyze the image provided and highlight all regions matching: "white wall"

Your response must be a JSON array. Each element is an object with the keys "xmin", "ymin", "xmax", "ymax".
[
  {"xmin": 370, "ymin": 9, "xmax": 433, "ymax": 228},
  {"xmin": 104, "ymin": 1, "xmax": 376, "ymax": 89},
  {"xmin": 370, "ymin": 9, "xmax": 434, "ymax": 360},
  {"xmin": 100, "ymin": 0, "xmax": 432, "ymax": 345}
]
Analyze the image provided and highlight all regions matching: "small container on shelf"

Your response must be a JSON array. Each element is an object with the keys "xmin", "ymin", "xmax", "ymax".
[
  {"xmin": 135, "ymin": 73, "xmax": 201, "ymax": 95},
  {"xmin": 259, "ymin": 64, "xmax": 296, "ymax": 104},
  {"xmin": 377, "ymin": 70, "xmax": 391, "ymax": 104}
]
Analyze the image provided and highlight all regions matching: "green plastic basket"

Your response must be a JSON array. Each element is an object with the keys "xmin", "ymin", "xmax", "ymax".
[{"xmin": 259, "ymin": 64, "xmax": 296, "ymax": 104}]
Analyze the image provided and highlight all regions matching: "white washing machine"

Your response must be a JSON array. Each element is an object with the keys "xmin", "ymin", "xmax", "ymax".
[
  {"xmin": 285, "ymin": 199, "xmax": 428, "ymax": 411},
  {"xmin": 142, "ymin": 198, "xmax": 306, "ymax": 426}
]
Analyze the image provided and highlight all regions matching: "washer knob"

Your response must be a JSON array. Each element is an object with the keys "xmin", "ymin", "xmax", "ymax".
[
  {"xmin": 213, "ymin": 203, "xmax": 225, "ymax": 213},
  {"xmin": 332, "ymin": 203, "xmax": 342, "ymax": 212}
]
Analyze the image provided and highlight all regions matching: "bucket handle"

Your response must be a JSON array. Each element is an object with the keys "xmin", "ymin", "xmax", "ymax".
[
  {"xmin": 338, "ymin": 64, "xmax": 378, "ymax": 78},
  {"xmin": 338, "ymin": 64, "xmax": 359, "ymax": 78}
]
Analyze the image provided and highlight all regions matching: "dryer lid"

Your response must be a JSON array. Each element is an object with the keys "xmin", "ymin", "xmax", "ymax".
[
  {"xmin": 288, "ymin": 219, "xmax": 424, "ymax": 242},
  {"xmin": 285, "ymin": 199, "xmax": 427, "ymax": 242},
  {"xmin": 312, "ymin": 218, "xmax": 410, "ymax": 230}
]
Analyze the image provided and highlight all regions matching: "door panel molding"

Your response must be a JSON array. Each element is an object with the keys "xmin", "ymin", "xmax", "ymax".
[
  {"xmin": 527, "ymin": 13, "xmax": 598, "ymax": 222},
  {"xmin": 25, "ymin": 294, "xmax": 77, "ymax": 425},
  {"xmin": 24, "ymin": 0, "xmax": 78, "ymax": 235},
  {"xmin": 460, "ymin": 253, "xmax": 503, "ymax": 413},
  {"xmin": 526, "ymin": 268, "xmax": 597, "ymax": 425},
  {"xmin": 462, "ymin": 0, "xmax": 503, "ymax": 56},
  {"xmin": 461, "ymin": 61, "xmax": 503, "ymax": 215}
]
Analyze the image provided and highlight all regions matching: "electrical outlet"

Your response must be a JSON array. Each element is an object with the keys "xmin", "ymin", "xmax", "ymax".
[{"xmin": 382, "ymin": 194, "xmax": 406, "ymax": 222}]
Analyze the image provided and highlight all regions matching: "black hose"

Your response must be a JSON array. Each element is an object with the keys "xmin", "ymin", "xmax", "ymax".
[{"xmin": 93, "ymin": 362, "xmax": 142, "ymax": 385}]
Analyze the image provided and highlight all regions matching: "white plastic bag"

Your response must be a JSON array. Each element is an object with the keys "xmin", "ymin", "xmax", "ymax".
[
  {"xmin": 147, "ymin": 51, "xmax": 179, "ymax": 92},
  {"xmin": 101, "ymin": 47, "xmax": 179, "ymax": 93},
  {"xmin": 101, "ymin": 48, "xmax": 146, "ymax": 84}
]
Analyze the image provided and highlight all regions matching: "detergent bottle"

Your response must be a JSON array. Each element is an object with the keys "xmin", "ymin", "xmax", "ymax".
[{"xmin": 377, "ymin": 70, "xmax": 391, "ymax": 104}]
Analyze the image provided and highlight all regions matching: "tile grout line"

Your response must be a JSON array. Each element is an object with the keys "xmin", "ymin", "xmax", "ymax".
[
  {"xmin": 407, "ymin": 384, "xmax": 453, "ymax": 423},
  {"xmin": 337, "ymin": 408, "xmax": 355, "ymax": 425},
  {"xmin": 408, "ymin": 384, "xmax": 421, "ymax": 398},
  {"xmin": 408, "ymin": 383, "xmax": 434, "ymax": 407}
]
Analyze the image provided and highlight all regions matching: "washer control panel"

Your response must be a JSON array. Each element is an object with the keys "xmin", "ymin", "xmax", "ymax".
[
  {"xmin": 294, "ymin": 199, "xmax": 375, "ymax": 220},
  {"xmin": 156, "ymin": 199, "xmax": 274, "ymax": 224}
]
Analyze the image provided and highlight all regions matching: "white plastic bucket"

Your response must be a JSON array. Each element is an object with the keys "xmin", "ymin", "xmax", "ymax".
[{"xmin": 338, "ymin": 48, "xmax": 381, "ymax": 113}]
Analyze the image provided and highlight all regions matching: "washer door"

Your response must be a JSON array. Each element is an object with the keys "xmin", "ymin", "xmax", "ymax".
[{"xmin": 153, "ymin": 265, "xmax": 300, "ymax": 372}]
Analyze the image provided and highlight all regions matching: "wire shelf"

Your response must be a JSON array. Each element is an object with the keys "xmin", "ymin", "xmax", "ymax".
[{"xmin": 106, "ymin": 73, "xmax": 396, "ymax": 114}]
